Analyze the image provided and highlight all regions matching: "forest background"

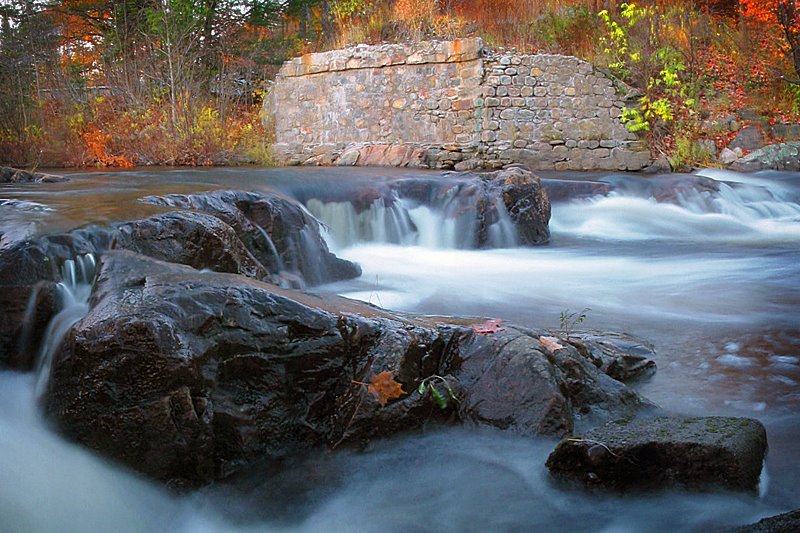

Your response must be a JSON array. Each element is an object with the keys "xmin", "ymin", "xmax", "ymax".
[{"xmin": 1, "ymin": 0, "xmax": 798, "ymax": 168}]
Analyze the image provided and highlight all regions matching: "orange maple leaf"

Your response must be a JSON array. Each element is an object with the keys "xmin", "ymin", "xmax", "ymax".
[
  {"xmin": 472, "ymin": 319, "xmax": 506, "ymax": 335},
  {"xmin": 367, "ymin": 371, "xmax": 405, "ymax": 406},
  {"xmin": 539, "ymin": 336, "xmax": 564, "ymax": 353}
]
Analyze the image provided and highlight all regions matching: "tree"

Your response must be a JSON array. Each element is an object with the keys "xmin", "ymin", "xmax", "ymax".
[{"xmin": 740, "ymin": 0, "xmax": 800, "ymax": 79}]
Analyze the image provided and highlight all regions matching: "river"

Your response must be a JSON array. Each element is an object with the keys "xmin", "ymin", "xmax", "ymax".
[{"xmin": 1, "ymin": 166, "xmax": 798, "ymax": 532}]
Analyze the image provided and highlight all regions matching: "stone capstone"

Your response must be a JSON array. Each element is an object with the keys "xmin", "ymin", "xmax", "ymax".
[{"xmin": 546, "ymin": 416, "xmax": 768, "ymax": 493}]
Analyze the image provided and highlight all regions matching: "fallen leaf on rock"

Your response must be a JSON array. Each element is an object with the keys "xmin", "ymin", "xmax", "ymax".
[
  {"xmin": 472, "ymin": 319, "xmax": 506, "ymax": 335},
  {"xmin": 539, "ymin": 336, "xmax": 564, "ymax": 353},
  {"xmin": 368, "ymin": 371, "xmax": 405, "ymax": 406}
]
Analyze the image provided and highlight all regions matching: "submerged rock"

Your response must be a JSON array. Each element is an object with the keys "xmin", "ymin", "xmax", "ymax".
[
  {"xmin": 732, "ymin": 509, "xmax": 800, "ymax": 532},
  {"xmin": 44, "ymin": 251, "xmax": 650, "ymax": 487},
  {"xmin": 546, "ymin": 416, "xmax": 767, "ymax": 493},
  {"xmin": 0, "ymin": 166, "xmax": 68, "ymax": 183}
]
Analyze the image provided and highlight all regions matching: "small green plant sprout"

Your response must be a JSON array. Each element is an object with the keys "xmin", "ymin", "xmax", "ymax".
[
  {"xmin": 559, "ymin": 307, "xmax": 590, "ymax": 340},
  {"xmin": 417, "ymin": 375, "xmax": 459, "ymax": 410}
]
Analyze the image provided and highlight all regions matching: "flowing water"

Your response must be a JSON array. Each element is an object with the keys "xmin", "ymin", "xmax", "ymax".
[{"xmin": 1, "ymin": 166, "xmax": 799, "ymax": 532}]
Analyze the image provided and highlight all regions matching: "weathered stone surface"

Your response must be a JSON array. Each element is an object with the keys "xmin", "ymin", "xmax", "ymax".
[
  {"xmin": 0, "ymin": 166, "xmax": 67, "ymax": 183},
  {"xmin": 729, "ymin": 126, "xmax": 766, "ymax": 152},
  {"xmin": 114, "ymin": 211, "xmax": 269, "ymax": 280},
  {"xmin": 265, "ymin": 39, "xmax": 650, "ymax": 171},
  {"xmin": 731, "ymin": 509, "xmax": 800, "ymax": 532},
  {"xmin": 567, "ymin": 331, "xmax": 657, "ymax": 382},
  {"xmin": 546, "ymin": 416, "xmax": 767, "ymax": 493},
  {"xmin": 142, "ymin": 190, "xmax": 361, "ymax": 286},
  {"xmin": 44, "ymin": 251, "xmax": 650, "ymax": 487},
  {"xmin": 771, "ymin": 123, "xmax": 800, "ymax": 141},
  {"xmin": 732, "ymin": 142, "xmax": 800, "ymax": 172},
  {"xmin": 720, "ymin": 147, "xmax": 740, "ymax": 165}
]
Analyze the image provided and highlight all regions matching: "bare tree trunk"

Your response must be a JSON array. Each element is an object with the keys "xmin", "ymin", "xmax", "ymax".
[{"xmin": 777, "ymin": 1, "xmax": 800, "ymax": 79}]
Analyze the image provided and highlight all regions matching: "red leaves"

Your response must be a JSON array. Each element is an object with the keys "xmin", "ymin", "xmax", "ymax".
[{"xmin": 472, "ymin": 319, "xmax": 506, "ymax": 335}]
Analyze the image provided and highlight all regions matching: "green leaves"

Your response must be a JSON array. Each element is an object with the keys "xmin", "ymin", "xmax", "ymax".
[{"xmin": 416, "ymin": 375, "xmax": 459, "ymax": 411}]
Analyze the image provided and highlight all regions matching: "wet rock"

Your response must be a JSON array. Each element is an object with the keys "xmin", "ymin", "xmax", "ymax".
[
  {"xmin": 142, "ymin": 190, "xmax": 361, "ymax": 285},
  {"xmin": 488, "ymin": 166, "xmax": 551, "ymax": 244},
  {"xmin": 114, "ymin": 211, "xmax": 269, "ymax": 280},
  {"xmin": 44, "ymin": 251, "xmax": 650, "ymax": 487},
  {"xmin": 731, "ymin": 509, "xmax": 800, "ymax": 532},
  {"xmin": 732, "ymin": 142, "xmax": 800, "ymax": 172},
  {"xmin": 0, "ymin": 282, "xmax": 57, "ymax": 369},
  {"xmin": 0, "ymin": 166, "xmax": 68, "ymax": 183},
  {"xmin": 642, "ymin": 154, "xmax": 672, "ymax": 174},
  {"xmin": 456, "ymin": 327, "xmax": 648, "ymax": 436},
  {"xmin": 0, "ymin": 232, "xmax": 108, "ymax": 369},
  {"xmin": 542, "ymin": 179, "xmax": 612, "ymax": 202},
  {"xmin": 566, "ymin": 331, "xmax": 657, "ymax": 382},
  {"xmin": 546, "ymin": 416, "xmax": 768, "ymax": 493}
]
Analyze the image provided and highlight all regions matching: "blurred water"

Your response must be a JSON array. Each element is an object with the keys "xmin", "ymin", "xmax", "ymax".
[{"xmin": 1, "ymin": 166, "xmax": 799, "ymax": 531}]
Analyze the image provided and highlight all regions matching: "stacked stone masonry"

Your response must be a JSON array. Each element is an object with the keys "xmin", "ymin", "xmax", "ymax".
[{"xmin": 266, "ymin": 38, "xmax": 651, "ymax": 171}]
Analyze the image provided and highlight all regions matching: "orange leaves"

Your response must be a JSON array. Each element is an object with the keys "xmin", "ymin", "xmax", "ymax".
[
  {"xmin": 539, "ymin": 336, "xmax": 565, "ymax": 354},
  {"xmin": 353, "ymin": 371, "xmax": 406, "ymax": 407},
  {"xmin": 472, "ymin": 319, "xmax": 506, "ymax": 335}
]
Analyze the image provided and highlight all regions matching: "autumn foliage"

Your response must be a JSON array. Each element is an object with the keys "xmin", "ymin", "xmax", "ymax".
[{"xmin": 1, "ymin": 0, "xmax": 798, "ymax": 168}]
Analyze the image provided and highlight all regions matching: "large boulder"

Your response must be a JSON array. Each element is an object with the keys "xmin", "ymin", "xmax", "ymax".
[
  {"xmin": 546, "ymin": 416, "xmax": 768, "ymax": 493},
  {"xmin": 44, "ymin": 251, "xmax": 650, "ymax": 487},
  {"xmin": 142, "ymin": 190, "xmax": 361, "ymax": 285}
]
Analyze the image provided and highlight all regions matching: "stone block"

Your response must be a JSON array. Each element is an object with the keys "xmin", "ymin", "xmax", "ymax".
[{"xmin": 546, "ymin": 416, "xmax": 767, "ymax": 493}]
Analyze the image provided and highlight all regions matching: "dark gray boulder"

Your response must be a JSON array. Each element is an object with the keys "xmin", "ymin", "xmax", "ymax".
[
  {"xmin": 566, "ymin": 331, "xmax": 657, "ymax": 382},
  {"xmin": 490, "ymin": 166, "xmax": 551, "ymax": 245},
  {"xmin": 113, "ymin": 210, "xmax": 269, "ymax": 280},
  {"xmin": 44, "ymin": 250, "xmax": 650, "ymax": 487},
  {"xmin": 546, "ymin": 416, "xmax": 768, "ymax": 493},
  {"xmin": 142, "ymin": 190, "xmax": 361, "ymax": 285},
  {"xmin": 731, "ymin": 509, "xmax": 800, "ymax": 532}
]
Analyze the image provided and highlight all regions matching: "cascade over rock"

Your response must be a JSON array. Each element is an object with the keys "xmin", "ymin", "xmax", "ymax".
[
  {"xmin": 142, "ymin": 190, "xmax": 361, "ymax": 284},
  {"xmin": 300, "ymin": 166, "xmax": 551, "ymax": 247},
  {"xmin": 0, "ymin": 190, "xmax": 360, "ymax": 369},
  {"xmin": 44, "ymin": 251, "xmax": 650, "ymax": 487}
]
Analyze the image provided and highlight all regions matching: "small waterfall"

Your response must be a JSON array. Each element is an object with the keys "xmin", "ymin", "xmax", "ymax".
[
  {"xmin": 487, "ymin": 200, "xmax": 519, "ymax": 248},
  {"xmin": 306, "ymin": 197, "xmax": 416, "ymax": 249},
  {"xmin": 34, "ymin": 254, "xmax": 97, "ymax": 397},
  {"xmin": 306, "ymin": 191, "xmax": 519, "ymax": 250},
  {"xmin": 254, "ymin": 223, "xmax": 287, "ymax": 273}
]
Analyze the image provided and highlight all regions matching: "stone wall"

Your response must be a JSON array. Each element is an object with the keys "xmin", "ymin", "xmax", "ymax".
[{"xmin": 265, "ymin": 38, "xmax": 651, "ymax": 171}]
